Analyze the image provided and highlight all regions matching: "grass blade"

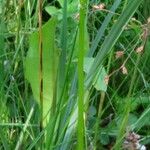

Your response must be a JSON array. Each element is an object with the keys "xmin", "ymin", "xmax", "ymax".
[
  {"xmin": 88, "ymin": 0, "xmax": 121, "ymax": 56},
  {"xmin": 77, "ymin": 0, "xmax": 88, "ymax": 149},
  {"xmin": 85, "ymin": 0, "xmax": 143, "ymax": 89}
]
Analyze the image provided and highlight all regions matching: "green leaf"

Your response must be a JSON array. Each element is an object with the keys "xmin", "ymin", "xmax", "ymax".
[
  {"xmin": 45, "ymin": 0, "xmax": 79, "ymax": 20},
  {"xmin": 24, "ymin": 17, "xmax": 59, "ymax": 125},
  {"xmin": 84, "ymin": 57, "xmax": 107, "ymax": 92},
  {"xmin": 94, "ymin": 67, "xmax": 107, "ymax": 92},
  {"xmin": 45, "ymin": 6, "xmax": 62, "ymax": 20},
  {"xmin": 45, "ymin": 6, "xmax": 61, "ymax": 16}
]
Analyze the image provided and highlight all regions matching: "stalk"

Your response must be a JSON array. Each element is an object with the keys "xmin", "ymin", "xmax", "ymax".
[
  {"xmin": 93, "ymin": 49, "xmax": 114, "ymax": 149},
  {"xmin": 113, "ymin": 53, "xmax": 141, "ymax": 149},
  {"xmin": 38, "ymin": 0, "xmax": 43, "ymax": 133},
  {"xmin": 77, "ymin": 0, "xmax": 88, "ymax": 149},
  {"xmin": 93, "ymin": 91, "xmax": 105, "ymax": 150}
]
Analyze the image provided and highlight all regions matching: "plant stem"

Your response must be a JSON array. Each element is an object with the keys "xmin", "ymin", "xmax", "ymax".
[
  {"xmin": 113, "ymin": 53, "xmax": 141, "ymax": 149},
  {"xmin": 38, "ymin": 0, "xmax": 43, "ymax": 136},
  {"xmin": 93, "ymin": 50, "xmax": 113, "ymax": 149},
  {"xmin": 77, "ymin": 0, "xmax": 88, "ymax": 149},
  {"xmin": 94, "ymin": 91, "xmax": 105, "ymax": 150}
]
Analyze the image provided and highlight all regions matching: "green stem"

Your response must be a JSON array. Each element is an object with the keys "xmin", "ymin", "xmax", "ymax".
[
  {"xmin": 94, "ymin": 49, "xmax": 114, "ymax": 149},
  {"xmin": 38, "ymin": 1, "xmax": 43, "ymax": 148},
  {"xmin": 113, "ymin": 53, "xmax": 141, "ymax": 149},
  {"xmin": 94, "ymin": 91, "xmax": 105, "ymax": 150},
  {"xmin": 77, "ymin": 0, "xmax": 88, "ymax": 149}
]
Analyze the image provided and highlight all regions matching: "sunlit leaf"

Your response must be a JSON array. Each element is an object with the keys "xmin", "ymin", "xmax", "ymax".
[
  {"xmin": 25, "ymin": 17, "xmax": 59, "ymax": 125},
  {"xmin": 45, "ymin": 0, "xmax": 79, "ymax": 20}
]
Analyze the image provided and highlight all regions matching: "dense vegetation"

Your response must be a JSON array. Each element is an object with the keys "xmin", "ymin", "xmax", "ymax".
[{"xmin": 0, "ymin": 0, "xmax": 150, "ymax": 149}]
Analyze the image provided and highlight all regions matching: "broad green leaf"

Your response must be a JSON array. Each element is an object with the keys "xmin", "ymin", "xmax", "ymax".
[
  {"xmin": 45, "ymin": 6, "xmax": 62, "ymax": 20},
  {"xmin": 45, "ymin": 0, "xmax": 79, "ymax": 20},
  {"xmin": 84, "ymin": 57, "xmax": 107, "ymax": 92},
  {"xmin": 45, "ymin": 6, "xmax": 61, "ymax": 17},
  {"xmin": 94, "ymin": 67, "xmax": 107, "ymax": 92},
  {"xmin": 24, "ymin": 18, "xmax": 59, "ymax": 125}
]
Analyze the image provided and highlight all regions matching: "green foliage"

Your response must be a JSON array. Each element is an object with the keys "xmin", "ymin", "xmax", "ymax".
[
  {"xmin": 25, "ymin": 18, "xmax": 59, "ymax": 125},
  {"xmin": 45, "ymin": 0, "xmax": 79, "ymax": 19},
  {"xmin": 84, "ymin": 57, "xmax": 108, "ymax": 92},
  {"xmin": 2, "ymin": 0, "xmax": 150, "ymax": 149}
]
